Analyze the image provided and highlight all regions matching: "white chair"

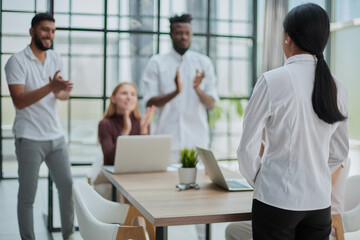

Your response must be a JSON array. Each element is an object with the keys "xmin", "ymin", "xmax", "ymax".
[
  {"xmin": 332, "ymin": 175, "xmax": 360, "ymax": 240},
  {"xmin": 73, "ymin": 180, "xmax": 149, "ymax": 240}
]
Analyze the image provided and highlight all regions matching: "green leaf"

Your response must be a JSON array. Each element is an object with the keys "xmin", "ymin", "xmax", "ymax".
[{"xmin": 180, "ymin": 147, "xmax": 199, "ymax": 168}]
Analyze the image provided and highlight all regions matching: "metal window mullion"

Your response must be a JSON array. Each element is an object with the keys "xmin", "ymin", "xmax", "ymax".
[
  {"xmin": 251, "ymin": 0, "xmax": 257, "ymax": 88},
  {"xmin": 0, "ymin": 0, "xmax": 3, "ymax": 180},
  {"xmin": 156, "ymin": 0, "xmax": 161, "ymax": 54},
  {"xmin": 68, "ymin": 0, "xmax": 72, "ymax": 143},
  {"xmin": 206, "ymin": 0, "xmax": 211, "ymax": 56},
  {"xmin": 114, "ymin": 0, "xmax": 121, "ymax": 97},
  {"xmin": 103, "ymin": 0, "xmax": 108, "ymax": 112},
  {"xmin": 227, "ymin": 0, "xmax": 234, "ymax": 158}
]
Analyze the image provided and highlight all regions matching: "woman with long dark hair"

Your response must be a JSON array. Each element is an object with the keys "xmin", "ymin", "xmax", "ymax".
[{"xmin": 238, "ymin": 3, "xmax": 349, "ymax": 239}]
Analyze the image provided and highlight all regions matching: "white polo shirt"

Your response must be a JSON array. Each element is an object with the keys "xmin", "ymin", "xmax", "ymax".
[
  {"xmin": 238, "ymin": 54, "xmax": 349, "ymax": 211},
  {"xmin": 142, "ymin": 49, "xmax": 219, "ymax": 152},
  {"xmin": 5, "ymin": 45, "xmax": 64, "ymax": 140}
]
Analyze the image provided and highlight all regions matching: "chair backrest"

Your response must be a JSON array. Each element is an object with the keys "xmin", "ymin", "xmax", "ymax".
[
  {"xmin": 344, "ymin": 175, "xmax": 360, "ymax": 211},
  {"xmin": 73, "ymin": 180, "xmax": 120, "ymax": 240},
  {"xmin": 74, "ymin": 180, "xmax": 129, "ymax": 224}
]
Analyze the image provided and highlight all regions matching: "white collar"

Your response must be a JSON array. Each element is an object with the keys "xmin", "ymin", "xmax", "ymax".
[{"xmin": 284, "ymin": 54, "xmax": 317, "ymax": 65}]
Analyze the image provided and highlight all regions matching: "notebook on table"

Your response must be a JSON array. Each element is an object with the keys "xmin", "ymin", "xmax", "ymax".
[
  {"xmin": 104, "ymin": 135, "xmax": 172, "ymax": 174},
  {"xmin": 196, "ymin": 147, "xmax": 253, "ymax": 192}
]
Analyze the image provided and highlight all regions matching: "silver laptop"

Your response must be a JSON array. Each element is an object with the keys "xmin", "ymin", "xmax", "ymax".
[
  {"xmin": 104, "ymin": 135, "xmax": 172, "ymax": 174},
  {"xmin": 196, "ymin": 147, "xmax": 253, "ymax": 191}
]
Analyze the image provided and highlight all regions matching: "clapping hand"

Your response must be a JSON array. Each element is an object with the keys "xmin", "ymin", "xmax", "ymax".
[
  {"xmin": 49, "ymin": 70, "xmax": 73, "ymax": 95},
  {"xmin": 175, "ymin": 67, "xmax": 183, "ymax": 93},
  {"xmin": 193, "ymin": 69, "xmax": 205, "ymax": 89},
  {"xmin": 140, "ymin": 105, "xmax": 157, "ymax": 135},
  {"xmin": 121, "ymin": 110, "xmax": 132, "ymax": 135}
]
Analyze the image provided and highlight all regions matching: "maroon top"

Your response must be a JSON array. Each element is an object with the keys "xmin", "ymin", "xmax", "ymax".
[{"xmin": 98, "ymin": 113, "xmax": 142, "ymax": 165}]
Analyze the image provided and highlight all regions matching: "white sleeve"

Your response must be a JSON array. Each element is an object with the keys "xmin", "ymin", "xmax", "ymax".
[
  {"xmin": 5, "ymin": 55, "xmax": 25, "ymax": 85},
  {"xmin": 328, "ymin": 117, "xmax": 349, "ymax": 173},
  {"xmin": 203, "ymin": 58, "xmax": 219, "ymax": 101},
  {"xmin": 141, "ymin": 57, "xmax": 160, "ymax": 105},
  {"xmin": 237, "ymin": 75, "xmax": 271, "ymax": 187}
]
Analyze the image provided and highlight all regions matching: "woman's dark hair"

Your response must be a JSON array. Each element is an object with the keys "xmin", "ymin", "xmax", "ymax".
[
  {"xmin": 31, "ymin": 12, "xmax": 55, "ymax": 28},
  {"xmin": 283, "ymin": 3, "xmax": 346, "ymax": 124},
  {"xmin": 169, "ymin": 14, "xmax": 192, "ymax": 33}
]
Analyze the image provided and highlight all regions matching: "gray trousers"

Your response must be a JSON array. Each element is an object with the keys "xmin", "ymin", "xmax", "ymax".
[{"xmin": 15, "ymin": 137, "xmax": 74, "ymax": 240}]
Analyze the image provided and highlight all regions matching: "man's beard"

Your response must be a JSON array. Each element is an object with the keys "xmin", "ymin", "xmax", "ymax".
[
  {"xmin": 34, "ymin": 32, "xmax": 52, "ymax": 51},
  {"xmin": 173, "ymin": 42, "xmax": 190, "ymax": 55}
]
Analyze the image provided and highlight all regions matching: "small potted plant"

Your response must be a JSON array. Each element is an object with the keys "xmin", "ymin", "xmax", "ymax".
[{"xmin": 178, "ymin": 147, "xmax": 199, "ymax": 184}]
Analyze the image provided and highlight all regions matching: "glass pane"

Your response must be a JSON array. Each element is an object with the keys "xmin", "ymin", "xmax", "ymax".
[
  {"xmin": 70, "ymin": 99, "xmax": 102, "ymax": 144},
  {"xmin": 107, "ymin": 33, "xmax": 156, "ymax": 57},
  {"xmin": 71, "ymin": 15, "xmax": 104, "ymax": 29},
  {"xmin": 57, "ymin": 100, "xmax": 69, "ymax": 137},
  {"xmin": 2, "ymin": 139, "xmax": 17, "ymax": 178},
  {"xmin": 71, "ymin": 31, "xmax": 103, "ymax": 55},
  {"xmin": 36, "ymin": 0, "xmax": 47, "ymax": 12},
  {"xmin": 108, "ymin": 0, "xmax": 119, "ymax": 15},
  {"xmin": 231, "ymin": 60, "xmax": 251, "ymax": 96},
  {"xmin": 210, "ymin": 37, "xmax": 252, "ymax": 58},
  {"xmin": 60, "ymin": 55, "xmax": 70, "ymax": 80},
  {"xmin": 331, "ymin": 27, "xmax": 360, "ymax": 139},
  {"xmin": 191, "ymin": 36, "xmax": 207, "ymax": 55},
  {"xmin": 289, "ymin": 0, "xmax": 325, "ymax": 10},
  {"xmin": 209, "ymin": 37, "xmax": 252, "ymax": 97},
  {"xmin": 210, "ymin": 18, "xmax": 252, "ymax": 36},
  {"xmin": 53, "ymin": 31, "xmax": 69, "ymax": 55},
  {"xmin": 107, "ymin": 56, "xmax": 130, "ymax": 95},
  {"xmin": 2, "ymin": 12, "xmax": 34, "ymax": 35},
  {"xmin": 54, "ymin": 0, "xmax": 70, "ymax": 12},
  {"xmin": 1, "ymin": 35, "xmax": 30, "ymax": 53},
  {"xmin": 159, "ymin": 34, "xmax": 172, "ymax": 54},
  {"xmin": 107, "ymin": 16, "xmax": 119, "ymax": 30},
  {"xmin": 209, "ymin": 99, "xmax": 248, "ymax": 158},
  {"xmin": 1, "ymin": 55, "xmax": 11, "ymax": 96},
  {"xmin": 106, "ymin": 56, "xmax": 150, "ymax": 96},
  {"xmin": 106, "ymin": 32, "xmax": 156, "ymax": 95},
  {"xmin": 107, "ymin": 0, "xmax": 157, "ymax": 32},
  {"xmin": 72, "ymin": 0, "xmax": 104, "ymax": 14},
  {"xmin": 2, "ymin": 97, "xmax": 15, "ymax": 132},
  {"xmin": 214, "ymin": 59, "xmax": 230, "ymax": 96},
  {"xmin": 210, "ymin": 0, "xmax": 252, "ymax": 36},
  {"xmin": 107, "ymin": 33, "xmax": 131, "ymax": 57},
  {"xmin": 216, "ymin": 0, "xmax": 230, "ymax": 20},
  {"xmin": 334, "ymin": 0, "xmax": 360, "ymax": 22},
  {"xmin": 2, "ymin": 0, "xmax": 34, "ymax": 11},
  {"xmin": 70, "ymin": 56, "xmax": 103, "ymax": 97},
  {"xmin": 54, "ymin": 13, "xmax": 70, "ymax": 28}
]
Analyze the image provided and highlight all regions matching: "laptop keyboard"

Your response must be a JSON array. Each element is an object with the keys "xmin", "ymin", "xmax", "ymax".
[{"xmin": 226, "ymin": 180, "xmax": 248, "ymax": 189}]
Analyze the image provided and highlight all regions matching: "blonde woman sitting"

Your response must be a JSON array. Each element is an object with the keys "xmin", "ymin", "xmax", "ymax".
[{"xmin": 91, "ymin": 82, "xmax": 156, "ymax": 199}]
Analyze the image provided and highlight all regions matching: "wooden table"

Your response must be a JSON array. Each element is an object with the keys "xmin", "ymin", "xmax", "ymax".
[{"xmin": 102, "ymin": 168, "xmax": 253, "ymax": 240}]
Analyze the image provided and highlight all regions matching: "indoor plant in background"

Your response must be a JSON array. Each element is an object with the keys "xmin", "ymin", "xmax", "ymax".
[{"xmin": 178, "ymin": 147, "xmax": 199, "ymax": 184}]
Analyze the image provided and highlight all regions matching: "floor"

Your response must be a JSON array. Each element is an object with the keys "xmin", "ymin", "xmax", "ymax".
[
  {"xmin": 0, "ymin": 177, "xmax": 84, "ymax": 240},
  {"xmin": 1, "ymin": 144, "xmax": 360, "ymax": 240}
]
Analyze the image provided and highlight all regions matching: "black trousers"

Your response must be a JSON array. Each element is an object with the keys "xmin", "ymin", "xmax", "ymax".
[{"xmin": 252, "ymin": 199, "xmax": 331, "ymax": 240}]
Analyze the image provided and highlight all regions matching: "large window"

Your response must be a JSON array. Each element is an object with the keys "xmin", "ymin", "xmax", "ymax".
[
  {"xmin": 0, "ymin": 0, "xmax": 257, "ymax": 178},
  {"xmin": 330, "ymin": 0, "xmax": 360, "ymax": 140}
]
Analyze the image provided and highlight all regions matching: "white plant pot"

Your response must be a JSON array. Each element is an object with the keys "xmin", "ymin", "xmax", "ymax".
[{"xmin": 178, "ymin": 167, "xmax": 197, "ymax": 184}]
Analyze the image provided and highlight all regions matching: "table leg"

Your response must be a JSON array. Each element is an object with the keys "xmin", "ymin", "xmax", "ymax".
[
  {"xmin": 112, "ymin": 184, "xmax": 117, "ymax": 202},
  {"xmin": 47, "ymin": 174, "xmax": 53, "ymax": 231},
  {"xmin": 156, "ymin": 226, "xmax": 168, "ymax": 240},
  {"xmin": 206, "ymin": 223, "xmax": 211, "ymax": 240}
]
